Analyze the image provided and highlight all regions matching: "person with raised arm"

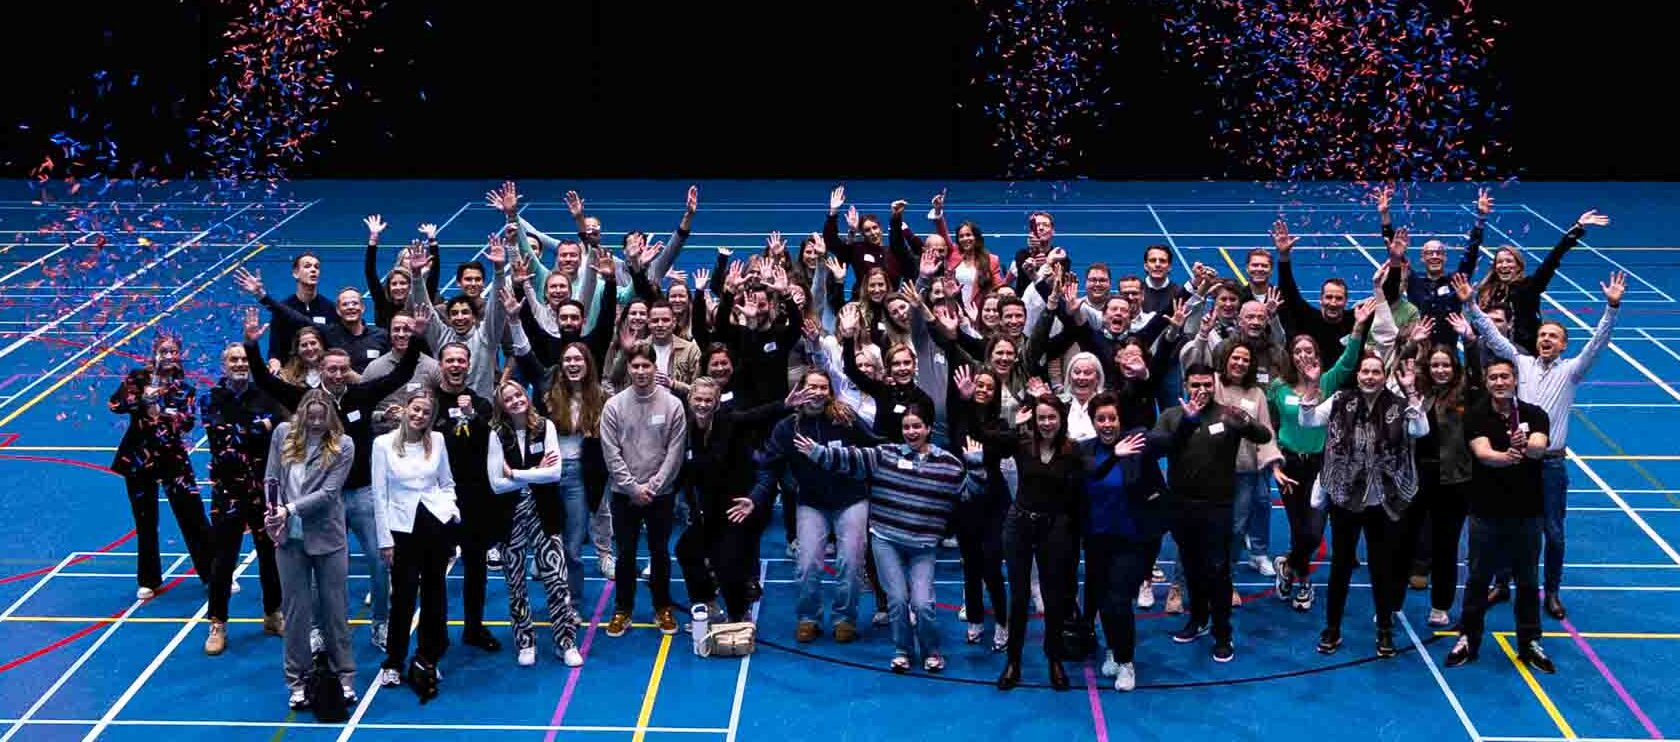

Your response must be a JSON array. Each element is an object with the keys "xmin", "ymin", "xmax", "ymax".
[
  {"xmin": 236, "ymin": 266, "xmax": 390, "ymax": 374},
  {"xmin": 1378, "ymin": 188, "xmax": 1491, "ymax": 347},
  {"xmin": 823, "ymin": 185, "xmax": 900, "ymax": 294},
  {"xmin": 408, "ymin": 229, "xmax": 508, "ymax": 399},
  {"xmin": 363, "ymin": 215, "xmax": 437, "ymax": 329},
  {"xmin": 1454, "ymin": 271, "xmax": 1623, "ymax": 620},
  {"xmin": 1473, "ymin": 208, "xmax": 1610, "ymax": 354},
  {"xmin": 259, "ymin": 252, "xmax": 335, "ymax": 373},
  {"xmin": 1271, "ymin": 221, "xmax": 1355, "ymax": 370}
]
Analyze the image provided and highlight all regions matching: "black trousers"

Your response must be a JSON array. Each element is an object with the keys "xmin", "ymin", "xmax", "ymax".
[
  {"xmin": 385, "ymin": 507, "xmax": 457, "ymax": 670},
  {"xmin": 1394, "ymin": 475, "xmax": 1469, "ymax": 612},
  {"xmin": 207, "ymin": 482, "xmax": 281, "ymax": 621},
  {"xmin": 125, "ymin": 471, "xmax": 214, "ymax": 588},
  {"xmin": 1458, "ymin": 515, "xmax": 1543, "ymax": 651},
  {"xmin": 1086, "ymin": 534, "xmax": 1162, "ymax": 664},
  {"xmin": 611, "ymin": 492, "xmax": 675, "ymax": 613},
  {"xmin": 674, "ymin": 497, "xmax": 755, "ymax": 620},
  {"xmin": 1002, "ymin": 506, "xmax": 1078, "ymax": 663},
  {"xmin": 1171, "ymin": 501, "xmax": 1235, "ymax": 641},
  {"xmin": 957, "ymin": 497, "xmax": 1008, "ymax": 628},
  {"xmin": 457, "ymin": 483, "xmax": 509, "ymax": 635},
  {"xmin": 1280, "ymin": 451, "xmax": 1325, "ymax": 577},
  {"xmin": 1325, "ymin": 505, "xmax": 1399, "ymax": 631}
]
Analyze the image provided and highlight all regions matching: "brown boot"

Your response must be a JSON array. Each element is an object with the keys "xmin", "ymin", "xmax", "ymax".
[
  {"xmin": 795, "ymin": 620, "xmax": 820, "ymax": 643},
  {"xmin": 262, "ymin": 611, "xmax": 285, "ymax": 637}
]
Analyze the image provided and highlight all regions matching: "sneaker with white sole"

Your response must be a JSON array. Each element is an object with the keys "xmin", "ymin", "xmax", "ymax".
[
  {"xmin": 378, "ymin": 667, "xmax": 401, "ymax": 687},
  {"xmin": 1151, "ymin": 566, "xmax": 1166, "ymax": 584},
  {"xmin": 562, "ymin": 647, "xmax": 584, "ymax": 667},
  {"xmin": 1428, "ymin": 608, "xmax": 1452, "ymax": 627},
  {"xmin": 598, "ymin": 553, "xmax": 617, "ymax": 580},
  {"xmin": 1136, "ymin": 581, "xmax": 1155, "ymax": 609},
  {"xmin": 940, "ymin": 536, "xmax": 959, "ymax": 549},
  {"xmin": 1292, "ymin": 581, "xmax": 1315, "ymax": 612},
  {"xmin": 1251, "ymin": 555, "xmax": 1276, "ymax": 577},
  {"xmin": 1274, "ymin": 556, "xmax": 1293, "ymax": 600},
  {"xmin": 957, "ymin": 606, "xmax": 968, "ymax": 622},
  {"xmin": 785, "ymin": 542, "xmax": 799, "ymax": 559},
  {"xmin": 310, "ymin": 627, "xmax": 325, "ymax": 654},
  {"xmin": 341, "ymin": 682, "xmax": 358, "ymax": 704},
  {"xmin": 1164, "ymin": 585, "xmax": 1184, "ymax": 614},
  {"xmin": 371, "ymin": 621, "xmax": 388, "ymax": 651},
  {"xmin": 363, "ymin": 591, "xmax": 372, "ymax": 607},
  {"xmin": 517, "ymin": 647, "xmax": 536, "ymax": 667},
  {"xmin": 136, "ymin": 586, "xmax": 155, "ymax": 600},
  {"xmin": 966, "ymin": 622, "xmax": 985, "ymax": 644},
  {"xmin": 872, "ymin": 611, "xmax": 889, "ymax": 627},
  {"xmin": 991, "ymin": 625, "xmax": 1008, "ymax": 653},
  {"xmin": 640, "ymin": 563, "xmax": 651, "ymax": 581},
  {"xmin": 487, "ymin": 546, "xmax": 503, "ymax": 569},
  {"xmin": 1114, "ymin": 662, "xmax": 1136, "ymax": 692},
  {"xmin": 288, "ymin": 688, "xmax": 309, "ymax": 710},
  {"xmin": 1100, "ymin": 650, "xmax": 1120, "ymax": 678}
]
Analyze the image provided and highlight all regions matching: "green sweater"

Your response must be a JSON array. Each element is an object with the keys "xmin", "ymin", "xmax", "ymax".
[{"xmin": 1267, "ymin": 333, "xmax": 1364, "ymax": 455}]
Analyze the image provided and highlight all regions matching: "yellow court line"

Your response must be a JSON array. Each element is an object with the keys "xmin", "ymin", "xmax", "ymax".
[
  {"xmin": 2, "ymin": 615, "xmax": 660, "ymax": 629},
  {"xmin": 632, "ymin": 633, "xmax": 676, "ymax": 742},
  {"xmin": 1493, "ymin": 632, "xmax": 1577, "ymax": 739},
  {"xmin": 0, "ymin": 243, "xmax": 269, "ymax": 429},
  {"xmin": 1217, "ymin": 247, "xmax": 1247, "ymax": 286}
]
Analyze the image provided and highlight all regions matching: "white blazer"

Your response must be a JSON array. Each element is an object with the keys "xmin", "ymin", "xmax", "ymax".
[{"xmin": 370, "ymin": 430, "xmax": 459, "ymax": 546}]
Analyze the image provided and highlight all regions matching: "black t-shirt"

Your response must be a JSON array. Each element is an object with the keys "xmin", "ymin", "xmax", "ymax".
[{"xmin": 1464, "ymin": 397, "xmax": 1550, "ymax": 518}]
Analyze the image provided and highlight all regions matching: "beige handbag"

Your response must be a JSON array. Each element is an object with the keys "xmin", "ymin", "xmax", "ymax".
[{"xmin": 698, "ymin": 622, "xmax": 757, "ymax": 657}]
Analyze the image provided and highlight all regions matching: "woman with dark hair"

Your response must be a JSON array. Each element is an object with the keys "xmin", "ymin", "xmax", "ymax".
[
  {"xmin": 111, "ymin": 334, "xmax": 213, "ymax": 600},
  {"xmin": 1474, "ymin": 209, "xmax": 1607, "ymax": 353},
  {"xmin": 278, "ymin": 325, "xmax": 328, "ymax": 390},
  {"xmin": 1299, "ymin": 353, "xmax": 1429, "ymax": 657},
  {"xmin": 543, "ymin": 342, "xmax": 616, "ymax": 589},
  {"xmin": 948, "ymin": 366, "xmax": 1011, "ymax": 650},
  {"xmin": 1213, "ymin": 340, "xmax": 1284, "ymax": 593},
  {"xmin": 488, "ymin": 380, "xmax": 583, "ymax": 668},
  {"xmin": 1398, "ymin": 344, "xmax": 1475, "ymax": 627},
  {"xmin": 985, "ymin": 394, "xmax": 1086, "ymax": 692}
]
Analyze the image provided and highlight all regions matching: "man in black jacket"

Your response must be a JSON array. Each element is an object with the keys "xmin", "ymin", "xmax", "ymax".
[
  {"xmin": 427, "ymin": 341, "xmax": 504, "ymax": 654},
  {"xmin": 1272, "ymin": 221, "xmax": 1354, "ymax": 370}
]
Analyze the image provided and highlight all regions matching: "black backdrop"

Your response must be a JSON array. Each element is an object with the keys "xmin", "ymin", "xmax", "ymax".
[{"xmin": 2, "ymin": 0, "xmax": 1674, "ymax": 180}]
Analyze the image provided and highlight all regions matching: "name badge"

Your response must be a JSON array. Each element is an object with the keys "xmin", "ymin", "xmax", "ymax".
[
  {"xmin": 686, "ymin": 450, "xmax": 693, "ymax": 461},
  {"xmin": 528, "ymin": 442, "xmax": 544, "ymax": 455},
  {"xmin": 863, "ymin": 254, "xmax": 877, "ymax": 264},
  {"xmin": 720, "ymin": 392, "xmax": 734, "ymax": 403},
  {"xmin": 1518, "ymin": 422, "xmax": 1530, "ymax": 433},
  {"xmin": 406, "ymin": 382, "xmax": 421, "ymax": 391},
  {"xmin": 893, "ymin": 404, "xmax": 906, "ymax": 413},
  {"xmin": 1256, "ymin": 372, "xmax": 1270, "ymax": 384},
  {"xmin": 826, "ymin": 439, "xmax": 843, "ymax": 449},
  {"xmin": 934, "ymin": 352, "xmax": 946, "ymax": 366},
  {"xmin": 163, "ymin": 407, "xmax": 177, "ymax": 415},
  {"xmin": 312, "ymin": 316, "xmax": 327, "ymax": 325},
  {"xmin": 763, "ymin": 342, "xmax": 778, "ymax": 353},
  {"xmin": 448, "ymin": 408, "xmax": 465, "ymax": 419},
  {"xmin": 876, "ymin": 322, "xmax": 886, "ymax": 331},
  {"xmin": 1207, "ymin": 422, "xmax": 1225, "ymax": 435},
  {"xmin": 346, "ymin": 409, "xmax": 362, "ymax": 423},
  {"xmin": 651, "ymin": 414, "xmax": 666, "ymax": 425},
  {"xmin": 1285, "ymin": 394, "xmax": 1301, "ymax": 405},
  {"xmin": 1238, "ymin": 398, "xmax": 1257, "ymax": 413},
  {"xmin": 896, "ymin": 458, "xmax": 914, "ymax": 470},
  {"xmin": 1436, "ymin": 285, "xmax": 1451, "ymax": 296},
  {"xmin": 366, "ymin": 349, "xmax": 381, "ymax": 359}
]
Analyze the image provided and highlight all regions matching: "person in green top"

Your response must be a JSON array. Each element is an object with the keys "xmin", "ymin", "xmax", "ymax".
[{"xmin": 1266, "ymin": 296, "xmax": 1377, "ymax": 611}]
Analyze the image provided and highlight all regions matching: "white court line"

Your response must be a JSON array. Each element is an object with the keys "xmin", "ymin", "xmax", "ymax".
[
  {"xmin": 1570, "ymin": 450, "xmax": 1680, "ymax": 566},
  {"xmin": 0, "ymin": 241, "xmax": 78, "ymax": 285},
  {"xmin": 0, "ymin": 719, "xmax": 727, "ymax": 733},
  {"xmin": 725, "ymin": 560, "xmax": 768, "ymax": 742},
  {"xmin": 1473, "ymin": 207, "xmax": 1602, "ymax": 301},
  {"xmin": 81, "ymin": 551, "xmax": 257, "ymax": 741},
  {"xmin": 1144, "ymin": 205, "xmax": 1192, "ymax": 281},
  {"xmin": 0, "ymin": 553, "xmax": 78, "ymax": 621},
  {"xmin": 0, "ymin": 203, "xmax": 260, "ymax": 362},
  {"xmin": 1521, "ymin": 204, "xmax": 1675, "ymax": 302},
  {"xmin": 1343, "ymin": 235, "xmax": 1385, "ymax": 269},
  {"xmin": 0, "ymin": 555, "xmax": 189, "ymax": 742},
  {"xmin": 0, "ymin": 323, "xmax": 127, "ymax": 418},
  {"xmin": 1636, "ymin": 330, "xmax": 1680, "ymax": 364},
  {"xmin": 1399, "ymin": 613, "xmax": 1481, "ymax": 742}
]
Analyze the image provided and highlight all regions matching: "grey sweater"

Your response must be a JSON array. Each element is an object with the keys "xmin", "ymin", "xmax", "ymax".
[
  {"xmin": 360, "ymin": 351, "xmax": 440, "ymax": 433},
  {"xmin": 599, "ymin": 384, "xmax": 688, "ymax": 497}
]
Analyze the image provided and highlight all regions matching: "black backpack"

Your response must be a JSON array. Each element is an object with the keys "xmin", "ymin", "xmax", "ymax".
[{"xmin": 306, "ymin": 651, "xmax": 349, "ymax": 722}]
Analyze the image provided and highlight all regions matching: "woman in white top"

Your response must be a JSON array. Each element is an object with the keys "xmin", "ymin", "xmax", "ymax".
[
  {"xmin": 371, "ymin": 391, "xmax": 459, "ymax": 698},
  {"xmin": 488, "ymin": 380, "xmax": 583, "ymax": 668}
]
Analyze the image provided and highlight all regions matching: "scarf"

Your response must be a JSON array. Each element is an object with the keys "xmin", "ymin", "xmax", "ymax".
[{"xmin": 1318, "ymin": 388, "xmax": 1417, "ymax": 520}]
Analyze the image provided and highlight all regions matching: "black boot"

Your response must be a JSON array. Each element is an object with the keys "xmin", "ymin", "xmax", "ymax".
[
  {"xmin": 1047, "ymin": 660, "xmax": 1070, "ymax": 691},
  {"xmin": 996, "ymin": 660, "xmax": 1021, "ymax": 691}
]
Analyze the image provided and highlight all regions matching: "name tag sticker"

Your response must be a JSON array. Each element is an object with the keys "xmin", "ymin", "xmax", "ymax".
[
  {"xmin": 893, "ymin": 404, "xmax": 906, "ymax": 413},
  {"xmin": 346, "ymin": 410, "xmax": 362, "ymax": 423},
  {"xmin": 896, "ymin": 458, "xmax": 914, "ymax": 470},
  {"xmin": 876, "ymin": 322, "xmax": 886, "ymax": 331},
  {"xmin": 312, "ymin": 316, "xmax": 327, "ymax": 325},
  {"xmin": 651, "ymin": 414, "xmax": 666, "ymax": 425},
  {"xmin": 448, "ymin": 408, "xmax": 464, "ymax": 419},
  {"xmin": 406, "ymin": 382, "xmax": 421, "ymax": 391},
  {"xmin": 863, "ymin": 254, "xmax": 877, "ymax": 264},
  {"xmin": 1437, "ymin": 285, "xmax": 1451, "ymax": 296},
  {"xmin": 528, "ymin": 442, "xmax": 544, "ymax": 454},
  {"xmin": 1208, "ymin": 422, "xmax": 1225, "ymax": 435},
  {"xmin": 720, "ymin": 392, "xmax": 734, "ymax": 403},
  {"xmin": 1239, "ymin": 398, "xmax": 1257, "ymax": 412},
  {"xmin": 1518, "ymin": 422, "xmax": 1530, "ymax": 433},
  {"xmin": 686, "ymin": 450, "xmax": 693, "ymax": 460},
  {"xmin": 934, "ymin": 352, "xmax": 946, "ymax": 366},
  {"xmin": 1256, "ymin": 372, "xmax": 1271, "ymax": 384},
  {"xmin": 826, "ymin": 439, "xmax": 842, "ymax": 449},
  {"xmin": 366, "ymin": 349, "xmax": 381, "ymax": 358},
  {"xmin": 1285, "ymin": 394, "xmax": 1301, "ymax": 405},
  {"xmin": 763, "ymin": 342, "xmax": 777, "ymax": 353}
]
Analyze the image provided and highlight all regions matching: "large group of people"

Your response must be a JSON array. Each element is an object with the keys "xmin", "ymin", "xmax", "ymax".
[{"xmin": 108, "ymin": 182, "xmax": 1620, "ymax": 706}]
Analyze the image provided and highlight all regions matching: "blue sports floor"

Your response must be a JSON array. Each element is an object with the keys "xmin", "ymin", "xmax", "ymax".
[{"xmin": 0, "ymin": 180, "xmax": 1677, "ymax": 742}]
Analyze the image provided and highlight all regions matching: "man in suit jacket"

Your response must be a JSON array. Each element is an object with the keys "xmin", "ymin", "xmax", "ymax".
[{"xmin": 607, "ymin": 301, "xmax": 701, "ymax": 394}]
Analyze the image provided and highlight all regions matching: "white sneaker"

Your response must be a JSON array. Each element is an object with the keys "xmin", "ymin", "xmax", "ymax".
[
  {"xmin": 517, "ymin": 647, "xmax": 537, "ymax": 667},
  {"xmin": 640, "ymin": 563, "xmax": 651, "ymax": 581},
  {"xmin": 371, "ymin": 621, "xmax": 388, "ymax": 651},
  {"xmin": 1428, "ymin": 609, "xmax": 1452, "ymax": 627},
  {"xmin": 309, "ymin": 627, "xmax": 324, "ymax": 654},
  {"xmin": 136, "ymin": 586, "xmax": 155, "ymax": 600},
  {"xmin": 785, "ymin": 542, "xmax": 799, "ymax": 559},
  {"xmin": 1252, "ymin": 555, "xmax": 1276, "ymax": 577},
  {"xmin": 363, "ymin": 591, "xmax": 372, "ymax": 607},
  {"xmin": 957, "ymin": 606, "xmax": 968, "ymax": 622},
  {"xmin": 992, "ymin": 625, "xmax": 1009, "ymax": 652},
  {"xmin": 562, "ymin": 647, "xmax": 584, "ymax": 667},
  {"xmin": 377, "ymin": 667, "xmax": 401, "ymax": 687},
  {"xmin": 599, "ymin": 553, "xmax": 617, "ymax": 580},
  {"xmin": 288, "ymin": 688, "xmax": 308, "ymax": 710},
  {"xmin": 487, "ymin": 546, "xmax": 503, "ymax": 569},
  {"xmin": 940, "ymin": 536, "xmax": 958, "ymax": 549},
  {"xmin": 231, "ymin": 580, "xmax": 241, "ymax": 595},
  {"xmin": 872, "ymin": 611, "xmax": 889, "ymax": 627},
  {"xmin": 1100, "ymin": 650, "xmax": 1121, "ymax": 677},
  {"xmin": 966, "ymin": 622, "xmax": 985, "ymax": 643},
  {"xmin": 1136, "ymin": 581, "xmax": 1155, "ymax": 609},
  {"xmin": 1114, "ymin": 662, "xmax": 1137, "ymax": 692},
  {"xmin": 1151, "ymin": 566, "xmax": 1167, "ymax": 583},
  {"xmin": 341, "ymin": 682, "xmax": 358, "ymax": 704}
]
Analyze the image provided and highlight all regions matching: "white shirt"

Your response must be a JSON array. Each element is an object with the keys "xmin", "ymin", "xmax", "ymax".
[
  {"xmin": 653, "ymin": 339, "xmax": 673, "ymax": 373},
  {"xmin": 487, "ymin": 421, "xmax": 564, "ymax": 494},
  {"xmin": 555, "ymin": 397, "xmax": 584, "ymax": 460},
  {"xmin": 370, "ymin": 430, "xmax": 459, "ymax": 545}
]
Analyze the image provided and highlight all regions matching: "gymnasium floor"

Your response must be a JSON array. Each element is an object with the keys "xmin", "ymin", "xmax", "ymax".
[{"xmin": 0, "ymin": 180, "xmax": 1676, "ymax": 742}]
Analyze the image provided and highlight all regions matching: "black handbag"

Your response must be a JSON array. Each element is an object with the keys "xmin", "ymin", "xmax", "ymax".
[
  {"xmin": 306, "ymin": 652, "xmax": 349, "ymax": 722},
  {"xmin": 1057, "ymin": 609, "xmax": 1096, "ymax": 660}
]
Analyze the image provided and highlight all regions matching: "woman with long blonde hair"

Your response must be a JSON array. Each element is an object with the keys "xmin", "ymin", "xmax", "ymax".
[
  {"xmin": 371, "ymin": 391, "xmax": 459, "ymax": 699},
  {"xmin": 263, "ymin": 388, "xmax": 358, "ymax": 710},
  {"xmin": 544, "ymin": 342, "xmax": 616, "ymax": 590}
]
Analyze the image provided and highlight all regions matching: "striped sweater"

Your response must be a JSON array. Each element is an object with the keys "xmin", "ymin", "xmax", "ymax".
[{"xmin": 805, "ymin": 443, "xmax": 984, "ymax": 548}]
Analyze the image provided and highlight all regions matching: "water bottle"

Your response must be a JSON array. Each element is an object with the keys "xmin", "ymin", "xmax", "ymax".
[{"xmin": 690, "ymin": 603, "xmax": 710, "ymax": 656}]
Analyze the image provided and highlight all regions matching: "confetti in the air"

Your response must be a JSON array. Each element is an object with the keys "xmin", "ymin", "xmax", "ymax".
[
  {"xmin": 1160, "ymin": 0, "xmax": 1510, "ymax": 182},
  {"xmin": 973, "ymin": 0, "xmax": 1122, "ymax": 179}
]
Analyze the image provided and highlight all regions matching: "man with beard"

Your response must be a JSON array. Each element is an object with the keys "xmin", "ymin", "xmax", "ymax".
[
  {"xmin": 606, "ymin": 300, "xmax": 699, "ymax": 394},
  {"xmin": 517, "ymin": 248, "xmax": 619, "ymax": 371}
]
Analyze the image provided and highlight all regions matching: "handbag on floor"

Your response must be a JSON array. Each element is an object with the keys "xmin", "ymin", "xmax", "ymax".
[
  {"xmin": 306, "ymin": 652, "xmax": 349, "ymax": 723},
  {"xmin": 1057, "ymin": 610, "xmax": 1096, "ymax": 661},
  {"xmin": 697, "ymin": 622, "xmax": 757, "ymax": 658}
]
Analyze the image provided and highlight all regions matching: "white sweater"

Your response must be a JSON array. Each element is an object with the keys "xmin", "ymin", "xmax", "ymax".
[{"xmin": 370, "ymin": 430, "xmax": 459, "ymax": 545}]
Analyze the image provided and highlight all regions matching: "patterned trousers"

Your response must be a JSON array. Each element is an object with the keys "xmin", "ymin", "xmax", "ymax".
[{"xmin": 504, "ymin": 489, "xmax": 580, "ymax": 653}]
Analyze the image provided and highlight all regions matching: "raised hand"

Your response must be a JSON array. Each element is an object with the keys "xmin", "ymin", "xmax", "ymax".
[
  {"xmin": 1169, "ymin": 297, "xmax": 1191, "ymax": 328},
  {"xmin": 1271, "ymin": 219, "xmax": 1298, "ymax": 254},
  {"xmin": 1397, "ymin": 359, "xmax": 1418, "ymax": 397},
  {"xmin": 1353, "ymin": 296, "xmax": 1378, "ymax": 326},
  {"xmin": 931, "ymin": 189, "xmax": 946, "ymax": 218},
  {"xmin": 1026, "ymin": 376, "xmax": 1051, "ymax": 399},
  {"xmin": 419, "ymin": 222, "xmax": 439, "ymax": 241},
  {"xmin": 1447, "ymin": 312, "xmax": 1475, "ymax": 340},
  {"xmin": 1114, "ymin": 432, "xmax": 1146, "ymax": 457},
  {"xmin": 565, "ymin": 190, "xmax": 584, "ymax": 219},
  {"xmin": 666, "ymin": 269, "xmax": 688, "ymax": 287},
  {"xmin": 497, "ymin": 286, "xmax": 522, "ymax": 316},
  {"xmin": 242, "ymin": 306, "xmax": 268, "ymax": 342},
  {"xmin": 933, "ymin": 303, "xmax": 961, "ymax": 336},
  {"xmin": 953, "ymin": 365, "xmax": 975, "ymax": 399},
  {"xmin": 486, "ymin": 233, "xmax": 508, "ymax": 268},
  {"xmin": 1387, "ymin": 226, "xmax": 1410, "ymax": 261},
  {"xmin": 1060, "ymin": 278, "xmax": 1079, "ymax": 309},
  {"xmin": 1603, "ymin": 271, "xmax": 1626, "ymax": 306},
  {"xmin": 1450, "ymin": 272, "xmax": 1473, "ymax": 302},
  {"xmin": 693, "ymin": 267, "xmax": 711, "ymax": 291},
  {"xmin": 724, "ymin": 260, "xmax": 745, "ymax": 293},
  {"xmin": 824, "ymin": 255, "xmax": 846, "ymax": 283},
  {"xmin": 233, "ymin": 267, "xmax": 265, "ymax": 299},
  {"xmin": 1409, "ymin": 316, "xmax": 1436, "ymax": 343},
  {"xmin": 963, "ymin": 435, "xmax": 984, "ymax": 458},
  {"xmin": 1476, "ymin": 187, "xmax": 1494, "ymax": 215},
  {"xmin": 1576, "ymin": 209, "xmax": 1610, "ymax": 228},
  {"xmin": 1014, "ymin": 405, "xmax": 1034, "ymax": 427},
  {"xmin": 593, "ymin": 247, "xmax": 615, "ymax": 275},
  {"xmin": 890, "ymin": 199, "xmax": 908, "ymax": 216},
  {"xmin": 828, "ymin": 185, "xmax": 846, "ymax": 216},
  {"xmin": 801, "ymin": 317, "xmax": 821, "ymax": 342},
  {"xmin": 1374, "ymin": 185, "xmax": 1393, "ymax": 214},
  {"xmin": 898, "ymin": 282, "xmax": 925, "ymax": 309},
  {"xmin": 838, "ymin": 303, "xmax": 861, "ymax": 337},
  {"xmin": 364, "ymin": 214, "xmax": 387, "ymax": 239},
  {"xmin": 685, "ymin": 184, "xmax": 699, "ymax": 215},
  {"xmin": 766, "ymin": 231, "xmax": 786, "ymax": 258},
  {"xmin": 405, "ymin": 241, "xmax": 431, "ymax": 274},
  {"xmin": 1180, "ymin": 392, "xmax": 1206, "ymax": 420},
  {"xmin": 919, "ymin": 246, "xmax": 940, "ymax": 278},
  {"xmin": 1264, "ymin": 286, "xmax": 1282, "ymax": 317},
  {"xmin": 510, "ymin": 254, "xmax": 532, "ymax": 285}
]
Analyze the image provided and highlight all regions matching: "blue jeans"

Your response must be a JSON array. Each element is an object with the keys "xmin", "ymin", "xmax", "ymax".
[
  {"xmin": 343, "ymin": 486, "xmax": 389, "ymax": 623},
  {"xmin": 557, "ymin": 460, "xmax": 589, "ymax": 604},
  {"xmin": 795, "ymin": 500, "xmax": 868, "ymax": 626},
  {"xmin": 1230, "ymin": 471, "xmax": 1270, "ymax": 561},
  {"xmin": 870, "ymin": 536, "xmax": 940, "ymax": 658},
  {"xmin": 1541, "ymin": 458, "xmax": 1568, "ymax": 591}
]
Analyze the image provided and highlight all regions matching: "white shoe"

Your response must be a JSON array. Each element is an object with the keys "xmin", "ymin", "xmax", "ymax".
[
  {"xmin": 562, "ymin": 648, "xmax": 584, "ymax": 667},
  {"xmin": 136, "ymin": 586, "xmax": 155, "ymax": 600},
  {"xmin": 872, "ymin": 611, "xmax": 889, "ymax": 627},
  {"xmin": 1151, "ymin": 566, "xmax": 1166, "ymax": 584},
  {"xmin": 785, "ymin": 542, "xmax": 799, "ymax": 559},
  {"xmin": 1114, "ymin": 662, "xmax": 1136, "ymax": 692},
  {"xmin": 1136, "ymin": 581, "xmax": 1155, "ymax": 609},
  {"xmin": 940, "ymin": 536, "xmax": 959, "ymax": 549},
  {"xmin": 640, "ymin": 563, "xmax": 651, "ymax": 580},
  {"xmin": 517, "ymin": 647, "xmax": 536, "ymax": 667},
  {"xmin": 599, "ymin": 553, "xmax": 617, "ymax": 580},
  {"xmin": 1252, "ymin": 555, "xmax": 1276, "ymax": 577},
  {"xmin": 288, "ymin": 688, "xmax": 308, "ymax": 710},
  {"xmin": 957, "ymin": 606, "xmax": 968, "ymax": 622},
  {"xmin": 966, "ymin": 622, "xmax": 985, "ymax": 644},
  {"xmin": 487, "ymin": 546, "xmax": 503, "ymax": 569},
  {"xmin": 309, "ymin": 628, "xmax": 325, "ymax": 654},
  {"xmin": 991, "ymin": 625, "xmax": 1009, "ymax": 652},
  {"xmin": 230, "ymin": 580, "xmax": 241, "ymax": 595},
  {"xmin": 1101, "ymin": 650, "xmax": 1121, "ymax": 677},
  {"xmin": 1031, "ymin": 584, "xmax": 1045, "ymax": 615},
  {"xmin": 341, "ymin": 682, "xmax": 358, "ymax": 704},
  {"xmin": 377, "ymin": 668, "xmax": 401, "ymax": 687},
  {"xmin": 1428, "ymin": 609, "xmax": 1452, "ymax": 627},
  {"xmin": 363, "ymin": 591, "xmax": 372, "ymax": 607}
]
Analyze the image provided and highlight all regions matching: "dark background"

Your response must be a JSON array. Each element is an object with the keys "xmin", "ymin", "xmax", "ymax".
[{"xmin": 2, "ymin": 0, "xmax": 1674, "ymax": 180}]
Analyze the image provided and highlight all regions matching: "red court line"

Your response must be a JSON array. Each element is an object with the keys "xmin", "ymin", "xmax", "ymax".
[
  {"xmin": 544, "ymin": 582, "xmax": 617, "ymax": 742},
  {"xmin": 0, "ymin": 432, "xmax": 17, "ymax": 448},
  {"xmin": 0, "ymin": 573, "xmax": 189, "ymax": 674},
  {"xmin": 0, "ymin": 452, "xmax": 131, "ymax": 585},
  {"xmin": 0, "ymin": 530, "xmax": 136, "ymax": 585}
]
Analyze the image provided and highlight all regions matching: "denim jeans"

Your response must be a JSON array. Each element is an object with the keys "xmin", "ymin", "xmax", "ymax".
[
  {"xmin": 870, "ymin": 536, "xmax": 940, "ymax": 658},
  {"xmin": 1231, "ymin": 471, "xmax": 1271, "ymax": 561},
  {"xmin": 557, "ymin": 460, "xmax": 589, "ymax": 603},
  {"xmin": 794, "ymin": 500, "xmax": 868, "ymax": 626},
  {"xmin": 1541, "ymin": 458, "xmax": 1568, "ymax": 591},
  {"xmin": 343, "ymin": 486, "xmax": 389, "ymax": 623}
]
